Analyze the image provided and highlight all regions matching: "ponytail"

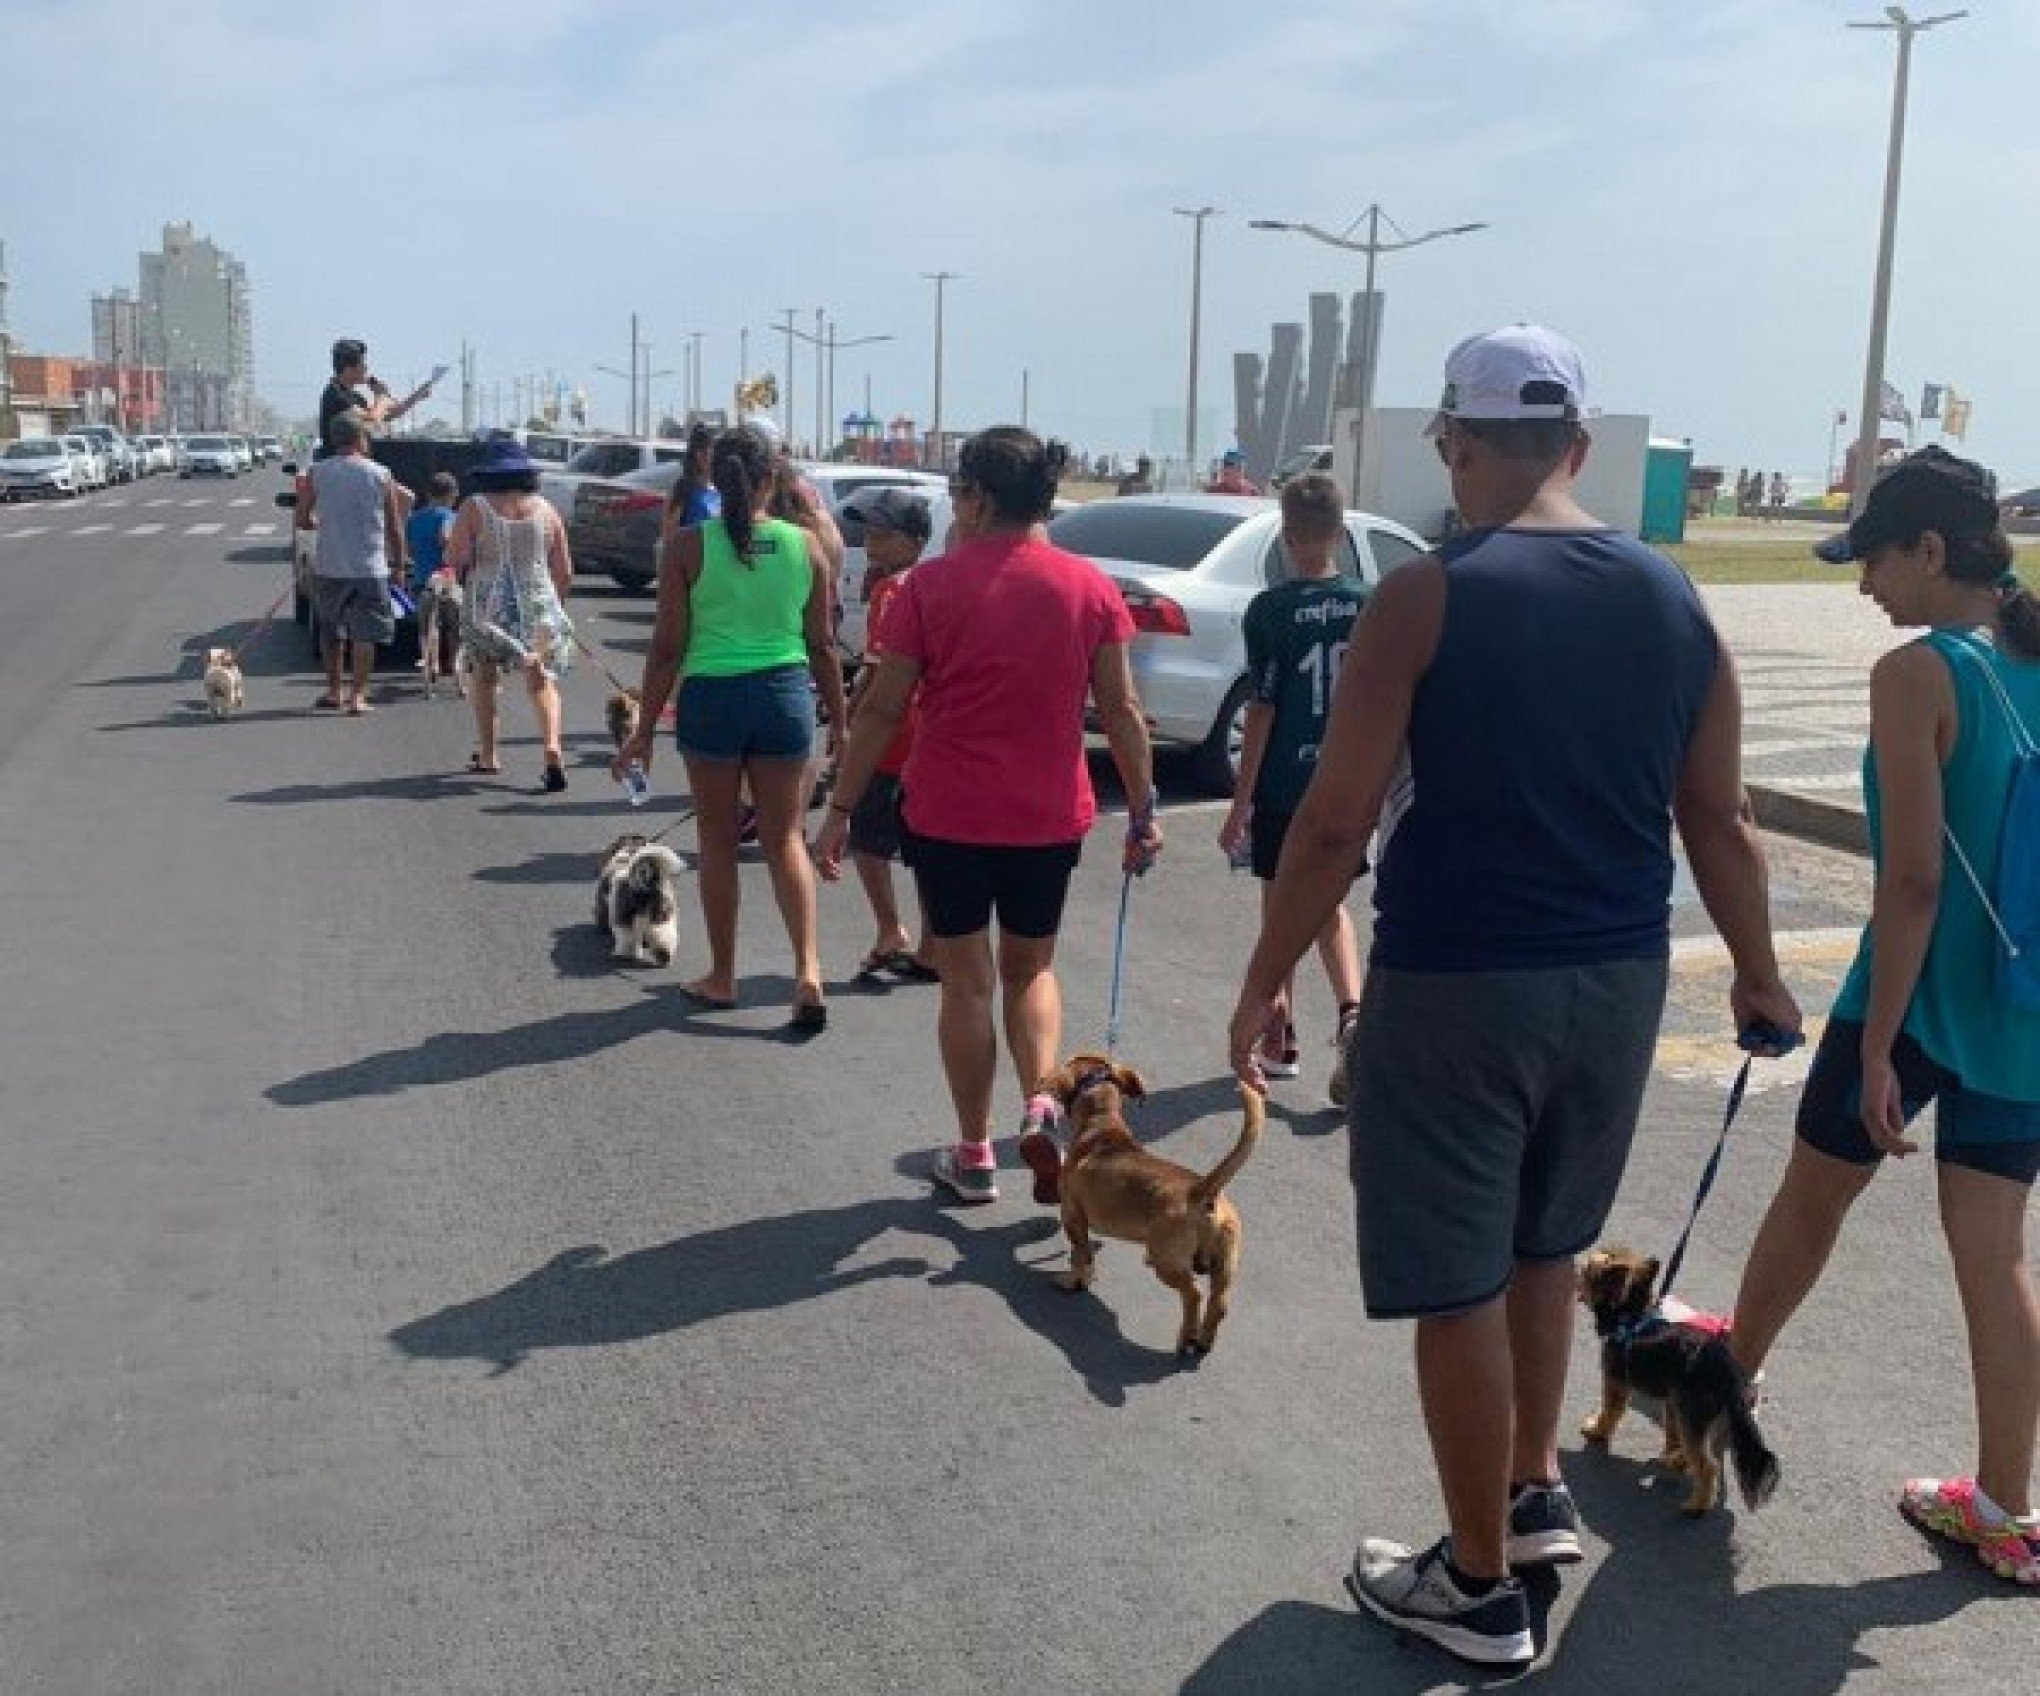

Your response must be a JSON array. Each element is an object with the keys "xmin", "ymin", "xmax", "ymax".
[
  {"xmin": 2001, "ymin": 576, "xmax": 2040, "ymax": 661},
  {"xmin": 709, "ymin": 427, "xmax": 772, "ymax": 562}
]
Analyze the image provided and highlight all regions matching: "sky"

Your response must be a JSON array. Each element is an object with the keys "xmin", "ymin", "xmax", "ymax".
[{"xmin": 5, "ymin": 0, "xmax": 2038, "ymax": 486}]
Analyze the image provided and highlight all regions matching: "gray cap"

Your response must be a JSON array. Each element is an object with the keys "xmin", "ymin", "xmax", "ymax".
[{"xmin": 843, "ymin": 486, "xmax": 932, "ymax": 542}]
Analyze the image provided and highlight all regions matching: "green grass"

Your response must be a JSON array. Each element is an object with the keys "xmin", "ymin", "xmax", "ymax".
[{"xmin": 1668, "ymin": 538, "xmax": 2040, "ymax": 588}]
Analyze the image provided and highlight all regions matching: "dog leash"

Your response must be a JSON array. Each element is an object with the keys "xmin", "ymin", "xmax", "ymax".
[
  {"xmin": 1656, "ymin": 1022, "xmax": 1802, "ymax": 1306},
  {"xmin": 1104, "ymin": 869, "xmax": 1134, "ymax": 1057},
  {"xmin": 230, "ymin": 580, "xmax": 296, "ymax": 661},
  {"xmin": 565, "ymin": 628, "xmax": 641, "ymax": 701}
]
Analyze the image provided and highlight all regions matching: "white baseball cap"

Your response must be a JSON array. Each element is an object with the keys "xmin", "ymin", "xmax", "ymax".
[{"xmin": 1424, "ymin": 324, "xmax": 1588, "ymax": 434}]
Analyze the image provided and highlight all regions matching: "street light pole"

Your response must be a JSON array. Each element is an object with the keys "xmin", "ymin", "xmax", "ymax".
[
  {"xmin": 923, "ymin": 271, "xmax": 959, "ymax": 469},
  {"xmin": 1174, "ymin": 206, "xmax": 1219, "ymax": 483},
  {"xmin": 1845, "ymin": 6, "xmax": 1965, "ymax": 514},
  {"xmin": 1248, "ymin": 206, "xmax": 1486, "ymax": 500},
  {"xmin": 778, "ymin": 308, "xmax": 801, "ymax": 442}
]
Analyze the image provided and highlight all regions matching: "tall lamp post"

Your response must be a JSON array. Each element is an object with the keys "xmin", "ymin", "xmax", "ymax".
[
  {"xmin": 1249, "ymin": 206, "xmax": 1486, "ymax": 498},
  {"xmin": 923, "ymin": 271, "xmax": 960, "ymax": 470},
  {"xmin": 1174, "ymin": 206, "xmax": 1219, "ymax": 484},
  {"xmin": 1845, "ymin": 6, "xmax": 1965, "ymax": 513},
  {"xmin": 796, "ymin": 319, "xmax": 893, "ymax": 456}
]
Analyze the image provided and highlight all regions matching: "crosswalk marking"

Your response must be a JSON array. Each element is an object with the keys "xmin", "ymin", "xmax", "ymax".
[
  {"xmin": 1765, "ymin": 771, "xmax": 1864, "ymax": 793},
  {"xmin": 147, "ymin": 498, "xmax": 175, "ymax": 507},
  {"xmin": 7, "ymin": 526, "xmax": 48, "ymax": 538},
  {"xmin": 181, "ymin": 499, "xmax": 208, "ymax": 508},
  {"xmin": 229, "ymin": 498, "xmax": 254, "ymax": 508},
  {"xmin": 100, "ymin": 499, "xmax": 128, "ymax": 509},
  {"xmin": 185, "ymin": 522, "xmax": 223, "ymax": 536},
  {"xmin": 126, "ymin": 523, "xmax": 166, "ymax": 536},
  {"xmin": 242, "ymin": 523, "xmax": 277, "ymax": 536},
  {"xmin": 72, "ymin": 524, "xmax": 112, "ymax": 535}
]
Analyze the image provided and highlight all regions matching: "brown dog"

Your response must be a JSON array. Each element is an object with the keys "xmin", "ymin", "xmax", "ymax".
[
  {"xmin": 1578, "ymin": 1246, "xmax": 1780, "ymax": 1517},
  {"xmin": 605, "ymin": 688, "xmax": 642, "ymax": 752},
  {"xmin": 1039, "ymin": 1054, "xmax": 1263, "ymax": 1357}
]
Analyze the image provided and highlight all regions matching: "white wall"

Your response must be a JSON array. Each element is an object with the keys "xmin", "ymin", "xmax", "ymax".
[{"xmin": 1333, "ymin": 406, "xmax": 1651, "ymax": 539}]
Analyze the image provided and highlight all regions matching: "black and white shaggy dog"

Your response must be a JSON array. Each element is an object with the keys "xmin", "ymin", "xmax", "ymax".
[
  {"xmin": 594, "ymin": 833, "xmax": 682, "ymax": 966},
  {"xmin": 417, "ymin": 570, "xmax": 467, "ymax": 697}
]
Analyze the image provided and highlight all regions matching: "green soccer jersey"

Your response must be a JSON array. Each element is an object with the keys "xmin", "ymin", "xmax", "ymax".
[{"xmin": 1243, "ymin": 574, "xmax": 1365, "ymax": 814}]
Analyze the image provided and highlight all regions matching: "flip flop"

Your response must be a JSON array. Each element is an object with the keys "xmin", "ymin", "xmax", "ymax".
[
  {"xmin": 887, "ymin": 954, "xmax": 941, "ymax": 983},
  {"xmin": 345, "ymin": 699, "xmax": 375, "ymax": 716},
  {"xmin": 540, "ymin": 763, "xmax": 568, "ymax": 794},
  {"xmin": 313, "ymin": 694, "xmax": 343, "ymax": 711},
  {"xmin": 855, "ymin": 950, "xmax": 895, "ymax": 981},
  {"xmin": 466, "ymin": 752, "xmax": 501, "ymax": 774},
  {"xmin": 790, "ymin": 1000, "xmax": 829, "ymax": 1032}
]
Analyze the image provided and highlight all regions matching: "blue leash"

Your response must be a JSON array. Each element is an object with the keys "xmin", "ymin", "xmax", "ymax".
[
  {"xmin": 1657, "ymin": 1021, "xmax": 1801, "ymax": 1306},
  {"xmin": 1105, "ymin": 869, "xmax": 1134, "ymax": 1056}
]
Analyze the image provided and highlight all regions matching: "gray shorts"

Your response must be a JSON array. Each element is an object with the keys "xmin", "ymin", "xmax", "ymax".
[
  {"xmin": 1345, "ymin": 957, "xmax": 1669, "ymax": 1319},
  {"xmin": 313, "ymin": 575, "xmax": 396, "ymax": 645}
]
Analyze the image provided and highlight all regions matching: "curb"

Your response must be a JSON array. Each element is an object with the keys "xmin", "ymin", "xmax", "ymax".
[{"xmin": 1747, "ymin": 782, "xmax": 1868, "ymax": 856}]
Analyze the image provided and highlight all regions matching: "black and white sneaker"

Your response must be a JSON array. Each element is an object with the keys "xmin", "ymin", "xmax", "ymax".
[
  {"xmin": 1347, "ymin": 1536, "xmax": 1533, "ymax": 1668},
  {"xmin": 1506, "ymin": 1481, "xmax": 1583, "ymax": 1567}
]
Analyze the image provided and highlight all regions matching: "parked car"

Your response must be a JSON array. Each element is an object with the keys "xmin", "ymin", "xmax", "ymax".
[
  {"xmin": 138, "ymin": 434, "xmax": 175, "ymax": 473},
  {"xmin": 0, "ymin": 436, "xmax": 83, "ymax": 499},
  {"xmin": 1042, "ymin": 493, "xmax": 1428, "ymax": 792},
  {"xmin": 180, "ymin": 434, "xmax": 240, "ymax": 477},
  {"xmin": 254, "ymin": 435, "xmax": 282, "ymax": 465},
  {"xmin": 803, "ymin": 465, "xmax": 949, "ymax": 657},
  {"xmin": 69, "ymin": 424, "xmax": 136, "ymax": 484},
  {"xmin": 228, "ymin": 436, "xmax": 255, "ymax": 472},
  {"xmin": 566, "ymin": 462, "xmax": 684, "ymax": 591},
  {"xmin": 2000, "ymin": 485, "xmax": 2040, "ymax": 520},
  {"xmin": 61, "ymin": 435, "xmax": 109, "ymax": 490},
  {"xmin": 537, "ymin": 437, "xmax": 691, "ymax": 526}
]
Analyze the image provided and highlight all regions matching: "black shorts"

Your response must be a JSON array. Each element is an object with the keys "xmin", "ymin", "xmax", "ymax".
[
  {"xmin": 1797, "ymin": 1018, "xmax": 2040, "ymax": 1185},
  {"xmin": 848, "ymin": 773, "xmax": 904, "ymax": 861},
  {"xmin": 899, "ymin": 819, "xmax": 1082, "ymax": 940}
]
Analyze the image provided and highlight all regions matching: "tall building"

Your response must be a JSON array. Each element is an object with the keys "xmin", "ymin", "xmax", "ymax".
[
  {"xmin": 92, "ymin": 287, "xmax": 145, "ymax": 368},
  {"xmin": 0, "ymin": 238, "xmax": 14, "ymax": 436},
  {"xmin": 139, "ymin": 221, "xmax": 252, "ymax": 429}
]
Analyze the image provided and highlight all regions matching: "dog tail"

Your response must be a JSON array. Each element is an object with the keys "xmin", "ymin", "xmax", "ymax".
[
  {"xmin": 1189, "ymin": 1084, "xmax": 1264, "ymax": 1210},
  {"xmin": 1720, "ymin": 1357, "xmax": 1781, "ymax": 1510}
]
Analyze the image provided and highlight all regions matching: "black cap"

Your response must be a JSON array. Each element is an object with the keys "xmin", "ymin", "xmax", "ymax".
[
  {"xmin": 1816, "ymin": 446, "xmax": 2000, "ymax": 564},
  {"xmin": 843, "ymin": 486, "xmax": 932, "ymax": 543}
]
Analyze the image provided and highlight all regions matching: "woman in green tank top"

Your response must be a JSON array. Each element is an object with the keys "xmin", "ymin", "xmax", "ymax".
[
  {"xmin": 1731, "ymin": 449, "xmax": 2040, "ymax": 1585},
  {"xmin": 614, "ymin": 427, "xmax": 846, "ymax": 1028}
]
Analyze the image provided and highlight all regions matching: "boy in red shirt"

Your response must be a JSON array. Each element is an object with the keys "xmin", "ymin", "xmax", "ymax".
[{"xmin": 843, "ymin": 489, "xmax": 938, "ymax": 981}]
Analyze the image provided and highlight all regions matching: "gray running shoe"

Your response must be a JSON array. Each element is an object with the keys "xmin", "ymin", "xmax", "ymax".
[{"xmin": 1347, "ymin": 1537, "xmax": 1533, "ymax": 1668}]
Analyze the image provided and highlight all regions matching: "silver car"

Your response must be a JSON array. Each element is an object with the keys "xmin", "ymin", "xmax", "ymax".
[
  {"xmin": 180, "ymin": 434, "xmax": 239, "ymax": 477},
  {"xmin": 1043, "ymin": 494, "xmax": 1430, "ymax": 792},
  {"xmin": 61, "ymin": 436, "xmax": 109, "ymax": 490},
  {"xmin": 0, "ymin": 437, "xmax": 83, "ymax": 499}
]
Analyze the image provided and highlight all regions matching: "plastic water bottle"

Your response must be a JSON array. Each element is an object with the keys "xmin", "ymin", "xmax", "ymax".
[{"xmin": 621, "ymin": 761, "xmax": 651, "ymax": 808}]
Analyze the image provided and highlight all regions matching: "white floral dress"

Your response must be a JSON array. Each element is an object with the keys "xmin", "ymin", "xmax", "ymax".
[{"xmin": 462, "ymin": 496, "xmax": 574, "ymax": 679}]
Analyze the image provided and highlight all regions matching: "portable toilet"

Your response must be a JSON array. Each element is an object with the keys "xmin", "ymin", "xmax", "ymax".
[{"xmin": 1641, "ymin": 438, "xmax": 1693, "ymax": 543}]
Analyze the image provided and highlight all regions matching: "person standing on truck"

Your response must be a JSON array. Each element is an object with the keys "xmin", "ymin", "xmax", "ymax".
[{"xmin": 317, "ymin": 339, "xmax": 438, "ymax": 458}]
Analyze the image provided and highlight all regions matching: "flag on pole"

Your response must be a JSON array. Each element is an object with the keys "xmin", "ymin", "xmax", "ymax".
[
  {"xmin": 1921, "ymin": 383, "xmax": 1945, "ymax": 421},
  {"xmin": 1879, "ymin": 380, "xmax": 1913, "ymax": 427},
  {"xmin": 1942, "ymin": 388, "xmax": 1971, "ymax": 441}
]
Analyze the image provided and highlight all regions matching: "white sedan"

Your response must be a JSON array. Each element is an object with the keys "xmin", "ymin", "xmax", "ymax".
[
  {"xmin": 0, "ymin": 437, "xmax": 83, "ymax": 500},
  {"xmin": 1044, "ymin": 494, "xmax": 1429, "ymax": 792}
]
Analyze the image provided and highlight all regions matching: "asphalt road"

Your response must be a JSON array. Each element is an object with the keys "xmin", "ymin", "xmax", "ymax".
[{"xmin": 0, "ymin": 481, "xmax": 2029, "ymax": 1694}]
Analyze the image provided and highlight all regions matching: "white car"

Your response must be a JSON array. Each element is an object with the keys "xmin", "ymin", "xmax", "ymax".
[
  {"xmin": 1043, "ymin": 493, "xmax": 1429, "ymax": 792},
  {"xmin": 0, "ymin": 436, "xmax": 83, "ymax": 499},
  {"xmin": 538, "ymin": 437, "xmax": 691, "ymax": 524},
  {"xmin": 806, "ymin": 466, "xmax": 950, "ymax": 658},
  {"xmin": 180, "ymin": 434, "xmax": 239, "ymax": 478},
  {"xmin": 227, "ymin": 436, "xmax": 255, "ymax": 472},
  {"xmin": 139, "ymin": 435, "xmax": 175, "ymax": 474},
  {"xmin": 61, "ymin": 435, "xmax": 108, "ymax": 490}
]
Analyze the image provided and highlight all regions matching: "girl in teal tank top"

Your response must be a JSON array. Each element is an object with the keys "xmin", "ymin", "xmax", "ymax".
[{"xmin": 1729, "ymin": 448, "xmax": 2040, "ymax": 1584}]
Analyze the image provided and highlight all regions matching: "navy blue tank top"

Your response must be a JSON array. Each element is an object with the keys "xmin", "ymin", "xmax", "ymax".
[{"xmin": 1371, "ymin": 527, "xmax": 1717, "ymax": 971}]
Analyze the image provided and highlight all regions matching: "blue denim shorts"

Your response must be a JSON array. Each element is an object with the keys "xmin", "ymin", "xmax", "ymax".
[{"xmin": 675, "ymin": 665, "xmax": 814, "ymax": 763}]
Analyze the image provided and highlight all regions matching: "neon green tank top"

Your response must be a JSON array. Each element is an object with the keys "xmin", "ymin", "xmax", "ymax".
[{"xmin": 683, "ymin": 516, "xmax": 813, "ymax": 677}]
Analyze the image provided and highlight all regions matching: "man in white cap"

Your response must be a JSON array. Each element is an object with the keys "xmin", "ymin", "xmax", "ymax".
[{"xmin": 1228, "ymin": 325, "xmax": 1801, "ymax": 1667}]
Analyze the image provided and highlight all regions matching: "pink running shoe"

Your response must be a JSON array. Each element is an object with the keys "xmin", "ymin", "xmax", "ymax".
[{"xmin": 1898, "ymin": 1476, "xmax": 2040, "ymax": 1587}]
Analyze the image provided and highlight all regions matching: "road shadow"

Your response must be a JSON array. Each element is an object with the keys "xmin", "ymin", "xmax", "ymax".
[
  {"xmin": 233, "ymin": 772, "xmax": 502, "ymax": 806},
  {"xmin": 1180, "ymin": 1594, "xmax": 1546, "ymax": 1695},
  {"xmin": 390, "ymin": 1191, "xmax": 1181, "ymax": 1404},
  {"xmin": 224, "ymin": 544, "xmax": 290, "ymax": 564},
  {"xmin": 1538, "ymin": 1452, "xmax": 1998, "ymax": 1694},
  {"xmin": 99, "ymin": 706, "xmax": 311, "ymax": 732},
  {"xmin": 478, "ymin": 850, "xmax": 609, "ymax": 889},
  {"xmin": 269, "ymin": 976, "xmax": 828, "ymax": 1107},
  {"xmin": 1135, "ymin": 1072, "xmax": 1339, "ymax": 1144}
]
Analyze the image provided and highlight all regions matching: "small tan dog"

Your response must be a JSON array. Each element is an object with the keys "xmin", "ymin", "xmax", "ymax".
[
  {"xmin": 202, "ymin": 646, "xmax": 244, "ymax": 717},
  {"xmin": 605, "ymin": 688, "xmax": 642, "ymax": 751},
  {"xmin": 1039, "ymin": 1054, "xmax": 1263, "ymax": 1356}
]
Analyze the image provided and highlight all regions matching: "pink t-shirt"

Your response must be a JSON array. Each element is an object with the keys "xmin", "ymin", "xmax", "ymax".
[{"xmin": 886, "ymin": 532, "xmax": 1134, "ymax": 846}]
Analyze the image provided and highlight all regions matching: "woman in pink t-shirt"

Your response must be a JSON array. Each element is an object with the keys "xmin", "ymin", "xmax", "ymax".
[{"xmin": 815, "ymin": 429, "xmax": 1165, "ymax": 1203}]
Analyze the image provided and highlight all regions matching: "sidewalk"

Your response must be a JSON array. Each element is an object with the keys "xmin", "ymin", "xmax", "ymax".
[{"xmin": 1700, "ymin": 582, "xmax": 1897, "ymax": 853}]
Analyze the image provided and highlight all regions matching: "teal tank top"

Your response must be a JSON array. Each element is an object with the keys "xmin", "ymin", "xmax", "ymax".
[
  {"xmin": 683, "ymin": 516, "xmax": 813, "ymax": 677},
  {"xmin": 1833, "ymin": 627, "xmax": 2040, "ymax": 1105}
]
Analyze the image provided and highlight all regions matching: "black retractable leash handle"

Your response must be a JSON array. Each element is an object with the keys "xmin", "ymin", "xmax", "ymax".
[{"xmin": 1656, "ymin": 1020, "xmax": 1802, "ymax": 1307}]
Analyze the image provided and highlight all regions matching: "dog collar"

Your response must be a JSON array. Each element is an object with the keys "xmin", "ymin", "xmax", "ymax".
[
  {"xmin": 1070, "ymin": 1064, "xmax": 1118, "ymax": 1100},
  {"xmin": 1605, "ymin": 1309, "xmax": 1668, "ymax": 1348}
]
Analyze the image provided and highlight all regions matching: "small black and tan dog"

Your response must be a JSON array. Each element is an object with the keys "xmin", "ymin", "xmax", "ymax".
[{"xmin": 1578, "ymin": 1246, "xmax": 1780, "ymax": 1517}]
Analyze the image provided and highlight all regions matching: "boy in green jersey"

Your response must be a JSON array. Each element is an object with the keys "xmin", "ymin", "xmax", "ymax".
[{"xmin": 1218, "ymin": 474, "xmax": 1366, "ymax": 1103}]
